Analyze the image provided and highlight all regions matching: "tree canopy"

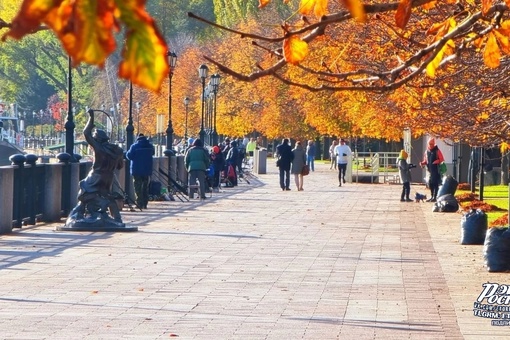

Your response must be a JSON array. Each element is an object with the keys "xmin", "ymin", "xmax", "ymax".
[{"xmin": 2, "ymin": 0, "xmax": 510, "ymax": 148}]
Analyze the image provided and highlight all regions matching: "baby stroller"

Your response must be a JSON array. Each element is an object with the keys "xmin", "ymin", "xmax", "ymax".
[{"xmin": 221, "ymin": 163, "xmax": 236, "ymax": 187}]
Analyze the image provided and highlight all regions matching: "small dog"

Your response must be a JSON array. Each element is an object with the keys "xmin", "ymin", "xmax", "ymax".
[{"xmin": 415, "ymin": 192, "xmax": 427, "ymax": 203}]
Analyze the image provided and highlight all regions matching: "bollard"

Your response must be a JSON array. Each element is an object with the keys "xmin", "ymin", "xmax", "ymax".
[
  {"xmin": 57, "ymin": 153, "xmax": 72, "ymax": 216},
  {"xmin": 10, "ymin": 154, "xmax": 26, "ymax": 228},
  {"xmin": 0, "ymin": 166, "xmax": 14, "ymax": 233},
  {"xmin": 25, "ymin": 154, "xmax": 39, "ymax": 225}
]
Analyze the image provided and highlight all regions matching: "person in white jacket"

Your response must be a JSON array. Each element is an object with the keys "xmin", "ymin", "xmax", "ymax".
[{"xmin": 334, "ymin": 138, "xmax": 352, "ymax": 187}]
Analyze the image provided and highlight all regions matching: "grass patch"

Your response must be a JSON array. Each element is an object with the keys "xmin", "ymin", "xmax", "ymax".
[{"xmin": 456, "ymin": 184, "xmax": 510, "ymax": 226}]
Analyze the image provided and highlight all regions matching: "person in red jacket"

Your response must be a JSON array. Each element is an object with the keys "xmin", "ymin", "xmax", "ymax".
[{"xmin": 420, "ymin": 137, "xmax": 444, "ymax": 202}]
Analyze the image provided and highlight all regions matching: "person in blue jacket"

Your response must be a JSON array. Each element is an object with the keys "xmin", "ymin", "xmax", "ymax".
[{"xmin": 126, "ymin": 133, "xmax": 155, "ymax": 209}]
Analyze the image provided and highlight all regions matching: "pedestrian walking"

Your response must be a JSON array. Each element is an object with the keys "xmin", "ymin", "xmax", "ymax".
[
  {"xmin": 126, "ymin": 133, "xmax": 155, "ymax": 209},
  {"xmin": 291, "ymin": 141, "xmax": 307, "ymax": 191},
  {"xmin": 334, "ymin": 138, "xmax": 352, "ymax": 186},
  {"xmin": 329, "ymin": 140, "xmax": 338, "ymax": 170},
  {"xmin": 275, "ymin": 138, "xmax": 293, "ymax": 191},
  {"xmin": 306, "ymin": 140, "xmax": 316, "ymax": 171},
  {"xmin": 185, "ymin": 139, "xmax": 210, "ymax": 199}
]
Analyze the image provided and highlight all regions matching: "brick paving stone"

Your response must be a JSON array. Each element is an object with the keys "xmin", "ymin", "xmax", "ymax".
[{"xmin": 0, "ymin": 162, "xmax": 507, "ymax": 339}]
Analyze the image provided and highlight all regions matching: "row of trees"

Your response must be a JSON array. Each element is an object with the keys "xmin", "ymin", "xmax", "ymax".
[{"xmin": 0, "ymin": 0, "xmax": 509, "ymax": 148}]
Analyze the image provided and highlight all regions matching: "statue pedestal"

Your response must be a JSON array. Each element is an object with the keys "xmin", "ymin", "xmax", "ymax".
[{"xmin": 56, "ymin": 217, "xmax": 138, "ymax": 232}]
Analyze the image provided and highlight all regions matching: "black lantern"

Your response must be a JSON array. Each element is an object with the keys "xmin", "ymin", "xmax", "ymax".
[{"xmin": 166, "ymin": 51, "xmax": 177, "ymax": 150}]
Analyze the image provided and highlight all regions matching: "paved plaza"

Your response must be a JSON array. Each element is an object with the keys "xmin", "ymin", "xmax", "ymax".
[{"xmin": 0, "ymin": 162, "xmax": 509, "ymax": 339}]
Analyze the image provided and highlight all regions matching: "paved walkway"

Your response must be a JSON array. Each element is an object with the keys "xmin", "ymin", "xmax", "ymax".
[{"xmin": 0, "ymin": 162, "xmax": 508, "ymax": 339}]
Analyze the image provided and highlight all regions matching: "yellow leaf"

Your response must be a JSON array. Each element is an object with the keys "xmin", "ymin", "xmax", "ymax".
[
  {"xmin": 477, "ymin": 112, "xmax": 489, "ymax": 121},
  {"xmin": 395, "ymin": 0, "xmax": 412, "ymax": 29},
  {"xmin": 483, "ymin": 32, "xmax": 501, "ymax": 68},
  {"xmin": 283, "ymin": 35, "xmax": 309, "ymax": 65},
  {"xmin": 299, "ymin": 0, "xmax": 328, "ymax": 17},
  {"xmin": 501, "ymin": 142, "xmax": 509, "ymax": 154},
  {"xmin": 300, "ymin": 0, "xmax": 315, "ymax": 14},
  {"xmin": 425, "ymin": 43, "xmax": 448, "ymax": 78},
  {"xmin": 341, "ymin": 0, "xmax": 366, "ymax": 23}
]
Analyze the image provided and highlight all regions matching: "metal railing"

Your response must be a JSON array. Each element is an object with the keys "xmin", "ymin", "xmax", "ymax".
[{"xmin": 352, "ymin": 152, "xmax": 400, "ymax": 184}]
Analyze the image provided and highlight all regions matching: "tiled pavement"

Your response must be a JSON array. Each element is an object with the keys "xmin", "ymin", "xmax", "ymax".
[{"xmin": 0, "ymin": 162, "xmax": 509, "ymax": 339}]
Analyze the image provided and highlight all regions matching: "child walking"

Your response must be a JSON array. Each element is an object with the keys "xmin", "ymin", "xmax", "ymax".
[{"xmin": 397, "ymin": 149, "xmax": 415, "ymax": 202}]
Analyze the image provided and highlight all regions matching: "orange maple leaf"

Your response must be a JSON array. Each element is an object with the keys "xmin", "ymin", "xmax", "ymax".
[
  {"xmin": 494, "ymin": 29, "xmax": 510, "ymax": 55},
  {"xmin": 299, "ymin": 0, "xmax": 328, "ymax": 17},
  {"xmin": 395, "ymin": 0, "xmax": 412, "ymax": 29},
  {"xmin": 483, "ymin": 32, "xmax": 501, "ymax": 68},
  {"xmin": 283, "ymin": 35, "xmax": 309, "ymax": 65},
  {"xmin": 341, "ymin": 0, "xmax": 366, "ymax": 22},
  {"xmin": 258, "ymin": 0, "xmax": 271, "ymax": 8},
  {"xmin": 482, "ymin": 0, "xmax": 492, "ymax": 15}
]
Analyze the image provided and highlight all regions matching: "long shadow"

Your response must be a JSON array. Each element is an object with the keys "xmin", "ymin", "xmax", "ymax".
[
  {"xmin": 0, "ymin": 176, "xmax": 265, "ymax": 271},
  {"xmin": 287, "ymin": 316, "xmax": 442, "ymax": 332},
  {"xmin": 0, "ymin": 232, "xmax": 112, "ymax": 270},
  {"xmin": 120, "ymin": 180, "xmax": 266, "ymax": 228},
  {"xmin": 140, "ymin": 230, "xmax": 261, "ymax": 239}
]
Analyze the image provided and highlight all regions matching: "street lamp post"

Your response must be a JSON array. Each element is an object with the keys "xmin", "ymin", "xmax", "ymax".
[
  {"xmin": 198, "ymin": 64, "xmax": 208, "ymax": 142},
  {"xmin": 210, "ymin": 74, "xmax": 220, "ymax": 146},
  {"xmin": 184, "ymin": 97, "xmax": 190, "ymax": 146},
  {"xmin": 65, "ymin": 55, "xmax": 76, "ymax": 161},
  {"xmin": 166, "ymin": 51, "xmax": 177, "ymax": 151},
  {"xmin": 204, "ymin": 84, "xmax": 211, "ymax": 145},
  {"xmin": 126, "ymin": 81, "xmax": 134, "ymax": 150}
]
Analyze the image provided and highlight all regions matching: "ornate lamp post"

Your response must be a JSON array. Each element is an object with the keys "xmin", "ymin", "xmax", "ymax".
[
  {"xmin": 166, "ymin": 51, "xmax": 177, "ymax": 151},
  {"xmin": 126, "ymin": 81, "xmax": 135, "ymax": 150},
  {"xmin": 204, "ymin": 84, "xmax": 211, "ymax": 145},
  {"xmin": 198, "ymin": 64, "xmax": 208, "ymax": 142},
  {"xmin": 210, "ymin": 73, "xmax": 220, "ymax": 146},
  {"xmin": 184, "ymin": 97, "xmax": 190, "ymax": 146},
  {"xmin": 65, "ymin": 56, "xmax": 76, "ymax": 161}
]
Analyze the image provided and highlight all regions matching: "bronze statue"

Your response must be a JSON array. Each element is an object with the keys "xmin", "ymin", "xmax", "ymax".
[{"xmin": 65, "ymin": 110, "xmax": 126, "ymax": 229}]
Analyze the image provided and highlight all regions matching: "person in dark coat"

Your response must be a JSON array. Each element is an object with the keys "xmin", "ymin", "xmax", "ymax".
[
  {"xmin": 276, "ymin": 138, "xmax": 294, "ymax": 191},
  {"xmin": 185, "ymin": 139, "xmax": 210, "ymax": 199},
  {"xmin": 420, "ymin": 137, "xmax": 444, "ymax": 202},
  {"xmin": 226, "ymin": 140, "xmax": 239, "ymax": 186},
  {"xmin": 211, "ymin": 145, "xmax": 225, "ymax": 190},
  {"xmin": 126, "ymin": 133, "xmax": 155, "ymax": 209}
]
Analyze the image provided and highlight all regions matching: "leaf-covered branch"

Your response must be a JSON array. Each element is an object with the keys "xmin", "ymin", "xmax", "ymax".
[{"xmin": 190, "ymin": 2, "xmax": 510, "ymax": 93}]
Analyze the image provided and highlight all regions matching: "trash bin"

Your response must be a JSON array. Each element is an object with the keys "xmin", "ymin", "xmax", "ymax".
[{"xmin": 254, "ymin": 148, "xmax": 267, "ymax": 174}]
